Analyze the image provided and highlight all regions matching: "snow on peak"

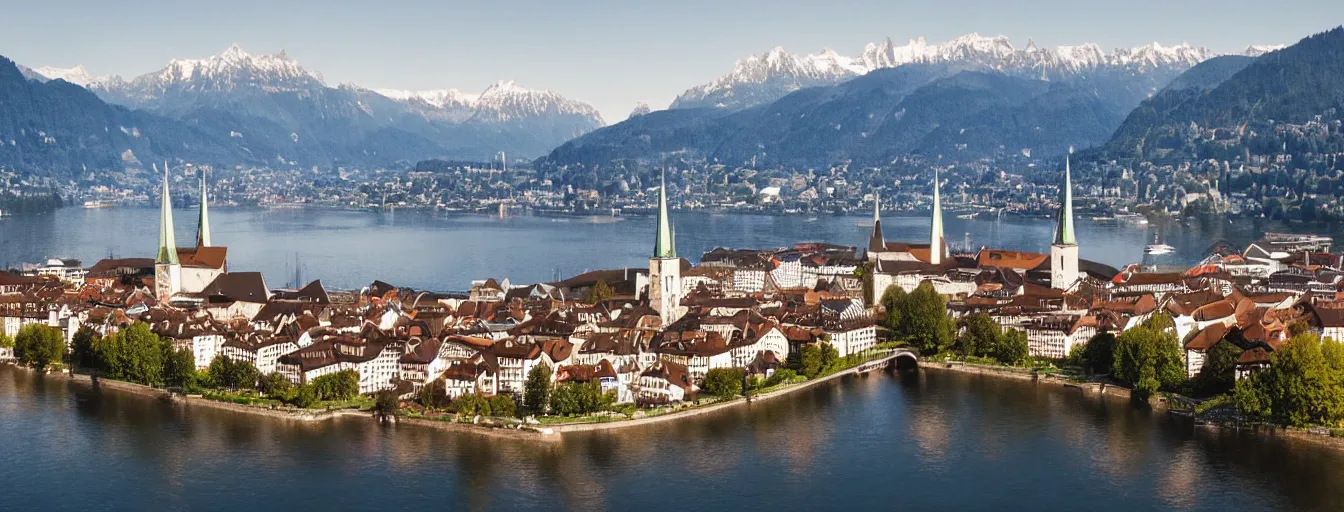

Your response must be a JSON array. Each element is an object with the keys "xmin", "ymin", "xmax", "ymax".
[
  {"xmin": 156, "ymin": 44, "xmax": 319, "ymax": 85},
  {"xmin": 471, "ymin": 80, "xmax": 603, "ymax": 125},
  {"xmin": 1242, "ymin": 44, "xmax": 1286, "ymax": 57},
  {"xmin": 628, "ymin": 101, "xmax": 651, "ymax": 119},
  {"xmin": 373, "ymin": 88, "xmax": 479, "ymax": 108},
  {"xmin": 677, "ymin": 32, "xmax": 1228, "ymax": 109},
  {"xmin": 32, "ymin": 64, "xmax": 103, "ymax": 86}
]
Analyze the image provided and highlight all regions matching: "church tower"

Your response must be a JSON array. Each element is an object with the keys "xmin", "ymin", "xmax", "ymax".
[
  {"xmin": 930, "ymin": 168, "xmax": 947, "ymax": 265},
  {"xmin": 1051, "ymin": 152, "xmax": 1080, "ymax": 290},
  {"xmin": 649, "ymin": 171, "xmax": 683, "ymax": 326},
  {"xmin": 867, "ymin": 190, "xmax": 885, "ymax": 256},
  {"xmin": 197, "ymin": 168, "xmax": 212, "ymax": 247},
  {"xmin": 155, "ymin": 163, "xmax": 182, "ymax": 303}
]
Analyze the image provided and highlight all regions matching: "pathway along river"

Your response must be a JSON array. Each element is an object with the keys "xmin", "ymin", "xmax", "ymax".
[{"xmin": 4, "ymin": 365, "xmax": 1344, "ymax": 511}]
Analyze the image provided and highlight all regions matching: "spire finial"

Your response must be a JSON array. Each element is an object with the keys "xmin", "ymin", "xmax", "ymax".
[
  {"xmin": 1055, "ymin": 150, "xmax": 1077, "ymax": 246},
  {"xmin": 156, "ymin": 163, "xmax": 179, "ymax": 264},
  {"xmin": 931, "ymin": 167, "xmax": 944, "ymax": 264},
  {"xmin": 653, "ymin": 168, "xmax": 675, "ymax": 258},
  {"xmin": 197, "ymin": 167, "xmax": 211, "ymax": 247}
]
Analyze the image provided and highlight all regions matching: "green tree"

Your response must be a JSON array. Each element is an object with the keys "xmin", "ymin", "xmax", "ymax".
[
  {"xmin": 1112, "ymin": 326, "xmax": 1186, "ymax": 399},
  {"xmin": 258, "ymin": 372, "xmax": 294, "ymax": 398},
  {"xmin": 99, "ymin": 323, "xmax": 167, "ymax": 386},
  {"xmin": 290, "ymin": 384, "xmax": 318, "ymax": 408},
  {"xmin": 311, "ymin": 370, "xmax": 359, "ymax": 401},
  {"xmin": 417, "ymin": 379, "xmax": 445, "ymax": 409},
  {"xmin": 879, "ymin": 285, "xmax": 908, "ymax": 332},
  {"xmin": 1081, "ymin": 332, "xmax": 1117, "ymax": 376},
  {"xmin": 703, "ymin": 368, "xmax": 746, "ymax": 399},
  {"xmin": 489, "ymin": 395, "xmax": 517, "ymax": 418},
  {"xmin": 1142, "ymin": 312, "xmax": 1176, "ymax": 332},
  {"xmin": 1191, "ymin": 340, "xmax": 1242, "ymax": 396},
  {"xmin": 819, "ymin": 343, "xmax": 841, "ymax": 373},
  {"xmin": 70, "ymin": 327, "xmax": 99, "ymax": 369},
  {"xmin": 524, "ymin": 362, "xmax": 553, "ymax": 414},
  {"xmin": 856, "ymin": 262, "xmax": 874, "ymax": 306},
  {"xmin": 0, "ymin": 332, "xmax": 12, "ymax": 351},
  {"xmin": 14, "ymin": 324, "xmax": 66, "ymax": 370},
  {"xmin": 991, "ymin": 329, "xmax": 1030, "ymax": 366},
  {"xmin": 955, "ymin": 313, "xmax": 1001, "ymax": 357},
  {"xmin": 1236, "ymin": 333, "xmax": 1344, "ymax": 427},
  {"xmin": 901, "ymin": 282, "xmax": 954, "ymax": 355},
  {"xmin": 374, "ymin": 390, "xmax": 401, "ymax": 421},
  {"xmin": 162, "ymin": 342, "xmax": 197, "ymax": 389},
  {"xmin": 799, "ymin": 344, "xmax": 824, "ymax": 378},
  {"xmin": 582, "ymin": 280, "xmax": 614, "ymax": 304}
]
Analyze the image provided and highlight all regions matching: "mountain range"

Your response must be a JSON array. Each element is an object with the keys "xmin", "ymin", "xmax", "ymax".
[
  {"xmin": 7, "ymin": 45, "xmax": 605, "ymax": 176},
  {"xmin": 541, "ymin": 33, "xmax": 1294, "ymax": 169}
]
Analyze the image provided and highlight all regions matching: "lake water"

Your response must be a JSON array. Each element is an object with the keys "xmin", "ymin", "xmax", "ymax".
[
  {"xmin": 4, "ymin": 365, "xmax": 1344, "ymax": 511},
  {"xmin": 2, "ymin": 208, "xmax": 1343, "ymax": 510},
  {"xmin": 0, "ymin": 207, "xmax": 1312, "ymax": 291}
]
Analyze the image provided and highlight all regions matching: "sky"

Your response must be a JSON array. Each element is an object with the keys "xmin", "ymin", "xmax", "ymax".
[{"xmin": 3, "ymin": 0, "xmax": 1341, "ymax": 123}]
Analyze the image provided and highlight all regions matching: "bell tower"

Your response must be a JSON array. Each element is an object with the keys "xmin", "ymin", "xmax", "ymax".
[
  {"xmin": 155, "ymin": 163, "xmax": 182, "ymax": 303},
  {"xmin": 649, "ymin": 170, "xmax": 683, "ymax": 325},
  {"xmin": 1051, "ymin": 152, "xmax": 1080, "ymax": 290}
]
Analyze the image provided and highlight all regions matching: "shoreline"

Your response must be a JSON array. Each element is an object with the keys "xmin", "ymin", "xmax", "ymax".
[
  {"xmin": 919, "ymin": 359, "xmax": 1344, "ymax": 453},
  {"xmin": 5, "ymin": 354, "xmax": 901, "ymax": 439}
]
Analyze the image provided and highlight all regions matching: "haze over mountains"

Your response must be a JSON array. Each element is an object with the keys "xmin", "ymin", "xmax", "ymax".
[{"xmin": 5, "ymin": 28, "xmax": 1340, "ymax": 180}]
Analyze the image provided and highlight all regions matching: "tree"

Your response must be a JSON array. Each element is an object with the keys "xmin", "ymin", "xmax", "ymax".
[
  {"xmin": 374, "ymin": 390, "xmax": 401, "ymax": 421},
  {"xmin": 1081, "ymin": 332, "xmax": 1117, "ymax": 376},
  {"xmin": 901, "ymin": 282, "xmax": 954, "ymax": 355},
  {"xmin": 703, "ymin": 368, "xmax": 746, "ymax": 400},
  {"xmin": 1236, "ymin": 333, "xmax": 1344, "ymax": 427},
  {"xmin": 95, "ymin": 323, "xmax": 167, "ymax": 386},
  {"xmin": 71, "ymin": 327, "xmax": 99, "ymax": 369},
  {"xmin": 550, "ymin": 381, "xmax": 606, "ymax": 416},
  {"xmin": 0, "ymin": 332, "xmax": 12, "ymax": 351},
  {"xmin": 799, "ymin": 344, "xmax": 824, "ymax": 378},
  {"xmin": 524, "ymin": 363, "xmax": 553, "ymax": 414},
  {"xmin": 258, "ymin": 372, "xmax": 294, "ymax": 398},
  {"xmin": 1112, "ymin": 326, "xmax": 1186, "ymax": 398},
  {"xmin": 417, "ymin": 379, "xmax": 445, "ymax": 409},
  {"xmin": 162, "ymin": 342, "xmax": 197, "ymax": 389},
  {"xmin": 290, "ymin": 384, "xmax": 318, "ymax": 408},
  {"xmin": 489, "ymin": 395, "xmax": 517, "ymax": 418},
  {"xmin": 1191, "ymin": 340, "xmax": 1241, "ymax": 396},
  {"xmin": 582, "ymin": 280, "xmax": 614, "ymax": 304},
  {"xmin": 992, "ymin": 329, "xmax": 1030, "ymax": 366},
  {"xmin": 14, "ymin": 324, "xmax": 66, "ymax": 370},
  {"xmin": 955, "ymin": 313, "xmax": 1001, "ymax": 357},
  {"xmin": 206, "ymin": 355, "xmax": 259, "ymax": 390},
  {"xmin": 879, "ymin": 285, "xmax": 908, "ymax": 332},
  {"xmin": 311, "ymin": 370, "xmax": 359, "ymax": 401}
]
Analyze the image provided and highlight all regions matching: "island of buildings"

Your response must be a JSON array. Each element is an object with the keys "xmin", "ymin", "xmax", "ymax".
[{"xmin": 1, "ymin": 158, "xmax": 1339, "ymax": 411}]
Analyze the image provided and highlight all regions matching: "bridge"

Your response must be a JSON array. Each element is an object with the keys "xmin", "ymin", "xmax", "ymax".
[{"xmin": 855, "ymin": 348, "xmax": 919, "ymax": 374}]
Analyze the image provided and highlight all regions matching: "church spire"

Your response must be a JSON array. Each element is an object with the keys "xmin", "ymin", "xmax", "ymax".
[
  {"xmin": 930, "ymin": 167, "xmax": 945, "ymax": 264},
  {"xmin": 653, "ymin": 170, "xmax": 675, "ymax": 259},
  {"xmin": 156, "ymin": 163, "xmax": 179, "ymax": 264},
  {"xmin": 196, "ymin": 168, "xmax": 211, "ymax": 247},
  {"xmin": 868, "ymin": 190, "xmax": 885, "ymax": 252},
  {"xmin": 1055, "ymin": 152, "xmax": 1077, "ymax": 246}
]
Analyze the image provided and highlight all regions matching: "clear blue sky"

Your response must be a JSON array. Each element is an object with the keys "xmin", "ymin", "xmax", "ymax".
[{"xmin": 3, "ymin": 0, "xmax": 1340, "ymax": 122}]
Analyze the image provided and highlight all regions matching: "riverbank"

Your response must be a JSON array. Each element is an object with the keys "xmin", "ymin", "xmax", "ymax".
[
  {"xmin": 4, "ymin": 351, "xmax": 904, "ymax": 440},
  {"xmin": 918, "ymin": 359, "xmax": 1344, "ymax": 453}
]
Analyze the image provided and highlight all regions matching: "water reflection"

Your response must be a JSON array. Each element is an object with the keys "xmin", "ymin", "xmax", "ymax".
[{"xmin": 6, "ymin": 366, "xmax": 1344, "ymax": 511}]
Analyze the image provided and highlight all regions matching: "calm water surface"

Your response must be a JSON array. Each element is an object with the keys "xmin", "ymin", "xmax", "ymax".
[
  {"xmin": 0, "ymin": 207, "xmax": 1315, "ymax": 291},
  {"xmin": 4, "ymin": 366, "xmax": 1344, "ymax": 511}
]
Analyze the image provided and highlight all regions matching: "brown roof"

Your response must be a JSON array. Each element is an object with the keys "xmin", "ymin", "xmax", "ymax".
[
  {"xmin": 639, "ymin": 360, "xmax": 694, "ymax": 391},
  {"xmin": 202, "ymin": 272, "xmax": 269, "ymax": 303},
  {"xmin": 87, "ymin": 258, "xmax": 155, "ymax": 276},
  {"xmin": 556, "ymin": 360, "xmax": 618, "ymax": 382},
  {"xmin": 1192, "ymin": 300, "xmax": 1237, "ymax": 322},
  {"xmin": 177, "ymin": 246, "xmax": 227, "ymax": 269},
  {"xmin": 1184, "ymin": 323, "xmax": 1229, "ymax": 352},
  {"xmin": 977, "ymin": 249, "xmax": 1048, "ymax": 271}
]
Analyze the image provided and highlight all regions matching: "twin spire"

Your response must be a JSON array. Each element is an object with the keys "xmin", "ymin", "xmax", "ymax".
[
  {"xmin": 930, "ymin": 167, "xmax": 945, "ymax": 265},
  {"xmin": 156, "ymin": 163, "xmax": 213, "ymax": 265},
  {"xmin": 653, "ymin": 170, "xmax": 675, "ymax": 259}
]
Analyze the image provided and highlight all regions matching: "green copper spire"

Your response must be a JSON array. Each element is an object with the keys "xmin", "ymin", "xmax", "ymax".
[
  {"xmin": 196, "ymin": 168, "xmax": 211, "ymax": 247},
  {"xmin": 931, "ymin": 167, "xmax": 944, "ymax": 263},
  {"xmin": 156, "ymin": 163, "xmax": 179, "ymax": 264},
  {"xmin": 1055, "ymin": 152, "xmax": 1077, "ymax": 246},
  {"xmin": 653, "ymin": 170, "xmax": 675, "ymax": 258}
]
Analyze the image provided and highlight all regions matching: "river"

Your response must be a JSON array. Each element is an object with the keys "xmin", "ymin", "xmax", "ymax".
[{"xmin": 4, "ymin": 365, "xmax": 1344, "ymax": 511}]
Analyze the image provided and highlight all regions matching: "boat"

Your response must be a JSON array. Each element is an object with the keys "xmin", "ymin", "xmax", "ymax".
[
  {"xmin": 82, "ymin": 200, "xmax": 113, "ymax": 209},
  {"xmin": 1144, "ymin": 243, "xmax": 1175, "ymax": 255}
]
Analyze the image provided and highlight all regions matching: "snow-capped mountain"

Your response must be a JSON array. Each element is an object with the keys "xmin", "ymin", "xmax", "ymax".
[
  {"xmin": 628, "ymin": 101, "xmax": 651, "ymax": 119},
  {"xmin": 29, "ymin": 64, "xmax": 106, "ymax": 87},
  {"xmin": 672, "ymin": 33, "xmax": 1265, "ymax": 109},
  {"xmin": 468, "ymin": 80, "xmax": 603, "ymax": 124},
  {"xmin": 50, "ymin": 44, "xmax": 605, "ymax": 160}
]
